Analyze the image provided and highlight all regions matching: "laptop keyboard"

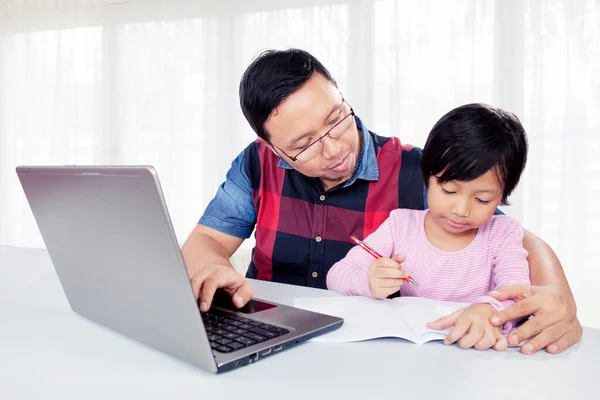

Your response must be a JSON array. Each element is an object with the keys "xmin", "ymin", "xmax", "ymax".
[{"xmin": 202, "ymin": 308, "xmax": 290, "ymax": 353}]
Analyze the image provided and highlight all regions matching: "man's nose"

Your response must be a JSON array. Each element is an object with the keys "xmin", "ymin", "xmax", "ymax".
[{"xmin": 320, "ymin": 134, "xmax": 342, "ymax": 160}]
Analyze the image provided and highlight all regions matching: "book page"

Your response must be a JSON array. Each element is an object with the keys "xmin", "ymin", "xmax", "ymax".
[
  {"xmin": 293, "ymin": 296, "xmax": 417, "ymax": 343},
  {"xmin": 294, "ymin": 296, "xmax": 470, "ymax": 344},
  {"xmin": 390, "ymin": 296, "xmax": 470, "ymax": 343}
]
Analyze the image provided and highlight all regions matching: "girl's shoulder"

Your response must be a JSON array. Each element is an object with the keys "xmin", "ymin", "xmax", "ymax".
[
  {"xmin": 389, "ymin": 208, "xmax": 427, "ymax": 222},
  {"xmin": 479, "ymin": 214, "xmax": 524, "ymax": 240},
  {"xmin": 388, "ymin": 208, "xmax": 427, "ymax": 235}
]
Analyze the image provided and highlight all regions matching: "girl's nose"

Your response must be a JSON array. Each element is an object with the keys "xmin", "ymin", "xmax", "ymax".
[{"xmin": 452, "ymin": 200, "xmax": 470, "ymax": 217}]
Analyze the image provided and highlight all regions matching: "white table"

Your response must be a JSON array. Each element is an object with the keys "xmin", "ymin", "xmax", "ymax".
[{"xmin": 1, "ymin": 245, "xmax": 599, "ymax": 400}]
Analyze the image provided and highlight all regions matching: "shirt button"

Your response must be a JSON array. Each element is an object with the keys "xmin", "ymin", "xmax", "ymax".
[
  {"xmin": 319, "ymin": 195, "xmax": 326, "ymax": 201},
  {"xmin": 312, "ymin": 272, "xmax": 318, "ymax": 278},
  {"xmin": 315, "ymin": 235, "xmax": 322, "ymax": 242}
]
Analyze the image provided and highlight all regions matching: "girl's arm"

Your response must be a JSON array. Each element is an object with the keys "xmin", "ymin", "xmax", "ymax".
[{"xmin": 475, "ymin": 218, "xmax": 531, "ymax": 331}]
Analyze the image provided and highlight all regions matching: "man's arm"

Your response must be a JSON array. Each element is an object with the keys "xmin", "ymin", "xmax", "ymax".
[
  {"xmin": 182, "ymin": 224, "xmax": 253, "ymax": 312},
  {"xmin": 524, "ymin": 230, "xmax": 571, "ymax": 290},
  {"xmin": 182, "ymin": 224, "xmax": 244, "ymax": 277},
  {"xmin": 182, "ymin": 147, "xmax": 257, "ymax": 312},
  {"xmin": 488, "ymin": 229, "xmax": 582, "ymax": 354}
]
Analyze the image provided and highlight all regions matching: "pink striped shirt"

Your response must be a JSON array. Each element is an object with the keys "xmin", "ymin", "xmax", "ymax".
[{"xmin": 327, "ymin": 209, "xmax": 530, "ymax": 331}]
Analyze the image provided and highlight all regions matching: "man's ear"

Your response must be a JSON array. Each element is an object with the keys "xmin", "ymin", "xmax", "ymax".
[{"xmin": 258, "ymin": 137, "xmax": 280, "ymax": 157}]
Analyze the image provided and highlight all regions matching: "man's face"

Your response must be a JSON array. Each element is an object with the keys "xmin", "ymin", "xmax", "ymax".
[{"xmin": 264, "ymin": 73, "xmax": 362, "ymax": 190}]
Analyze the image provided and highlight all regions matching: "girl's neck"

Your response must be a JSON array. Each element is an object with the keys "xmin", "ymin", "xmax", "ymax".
[{"xmin": 424, "ymin": 211, "xmax": 478, "ymax": 252}]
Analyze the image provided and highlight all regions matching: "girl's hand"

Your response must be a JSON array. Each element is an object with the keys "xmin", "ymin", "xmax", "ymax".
[
  {"xmin": 427, "ymin": 304, "xmax": 508, "ymax": 351},
  {"xmin": 367, "ymin": 254, "xmax": 407, "ymax": 298}
]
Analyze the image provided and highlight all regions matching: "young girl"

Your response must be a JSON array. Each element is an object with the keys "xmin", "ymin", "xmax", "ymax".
[{"xmin": 326, "ymin": 103, "xmax": 530, "ymax": 351}]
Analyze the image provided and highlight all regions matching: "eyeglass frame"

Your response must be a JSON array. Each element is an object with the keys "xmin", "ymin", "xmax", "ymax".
[{"xmin": 268, "ymin": 99, "xmax": 355, "ymax": 163}]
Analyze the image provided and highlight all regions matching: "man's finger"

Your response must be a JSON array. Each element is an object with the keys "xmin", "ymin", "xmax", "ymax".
[
  {"xmin": 508, "ymin": 312, "xmax": 562, "ymax": 347},
  {"xmin": 190, "ymin": 277, "xmax": 201, "ymax": 300},
  {"xmin": 199, "ymin": 275, "xmax": 221, "ymax": 312},
  {"xmin": 232, "ymin": 280, "xmax": 254, "ymax": 308},
  {"xmin": 547, "ymin": 322, "xmax": 583, "ymax": 354},
  {"xmin": 487, "ymin": 284, "xmax": 536, "ymax": 302},
  {"xmin": 489, "ymin": 297, "xmax": 540, "ymax": 327},
  {"xmin": 426, "ymin": 308, "xmax": 464, "ymax": 331},
  {"xmin": 190, "ymin": 266, "xmax": 217, "ymax": 300},
  {"xmin": 516, "ymin": 320, "xmax": 568, "ymax": 354},
  {"xmin": 199, "ymin": 268, "xmax": 238, "ymax": 311}
]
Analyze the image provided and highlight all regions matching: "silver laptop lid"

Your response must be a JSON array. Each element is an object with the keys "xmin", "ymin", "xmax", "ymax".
[{"xmin": 16, "ymin": 166, "xmax": 217, "ymax": 373}]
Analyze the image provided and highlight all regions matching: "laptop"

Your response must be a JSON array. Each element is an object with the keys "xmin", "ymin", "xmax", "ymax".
[{"xmin": 16, "ymin": 165, "xmax": 343, "ymax": 373}]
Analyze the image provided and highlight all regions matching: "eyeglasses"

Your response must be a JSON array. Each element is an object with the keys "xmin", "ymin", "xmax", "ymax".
[{"xmin": 271, "ymin": 100, "xmax": 355, "ymax": 163}]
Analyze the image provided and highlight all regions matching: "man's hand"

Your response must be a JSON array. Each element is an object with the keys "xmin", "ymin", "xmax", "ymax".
[
  {"xmin": 189, "ymin": 264, "xmax": 254, "ymax": 312},
  {"xmin": 181, "ymin": 225, "xmax": 252, "ymax": 312},
  {"xmin": 427, "ymin": 304, "xmax": 507, "ymax": 351},
  {"xmin": 487, "ymin": 284, "xmax": 583, "ymax": 354},
  {"xmin": 367, "ymin": 254, "xmax": 407, "ymax": 298}
]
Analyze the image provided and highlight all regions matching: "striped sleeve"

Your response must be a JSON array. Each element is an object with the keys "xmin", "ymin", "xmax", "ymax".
[{"xmin": 475, "ymin": 217, "xmax": 530, "ymax": 331}]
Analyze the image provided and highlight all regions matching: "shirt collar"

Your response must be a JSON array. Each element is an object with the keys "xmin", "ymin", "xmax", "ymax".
[{"xmin": 276, "ymin": 114, "xmax": 379, "ymax": 186}]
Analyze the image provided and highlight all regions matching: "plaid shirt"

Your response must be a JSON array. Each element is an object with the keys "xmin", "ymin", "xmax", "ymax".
[{"xmin": 200, "ymin": 116, "xmax": 425, "ymax": 288}]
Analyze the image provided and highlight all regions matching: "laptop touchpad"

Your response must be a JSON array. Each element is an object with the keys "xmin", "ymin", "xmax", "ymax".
[{"xmin": 210, "ymin": 289, "xmax": 277, "ymax": 314}]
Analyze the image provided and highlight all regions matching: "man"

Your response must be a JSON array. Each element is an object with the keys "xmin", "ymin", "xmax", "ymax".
[{"xmin": 182, "ymin": 48, "xmax": 582, "ymax": 355}]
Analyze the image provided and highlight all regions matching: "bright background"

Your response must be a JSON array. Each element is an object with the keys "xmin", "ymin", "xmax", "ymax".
[{"xmin": 1, "ymin": 0, "xmax": 598, "ymax": 327}]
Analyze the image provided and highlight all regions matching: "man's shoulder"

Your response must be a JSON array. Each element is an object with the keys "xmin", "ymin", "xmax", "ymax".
[
  {"xmin": 371, "ymin": 133, "xmax": 422, "ymax": 172},
  {"xmin": 239, "ymin": 139, "xmax": 289, "ymax": 190},
  {"xmin": 369, "ymin": 131, "xmax": 422, "ymax": 157},
  {"xmin": 241, "ymin": 139, "xmax": 281, "ymax": 167},
  {"xmin": 242, "ymin": 139, "xmax": 269, "ymax": 156}
]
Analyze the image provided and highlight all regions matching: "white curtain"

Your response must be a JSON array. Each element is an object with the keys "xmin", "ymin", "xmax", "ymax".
[{"xmin": 1, "ymin": 0, "xmax": 598, "ymax": 328}]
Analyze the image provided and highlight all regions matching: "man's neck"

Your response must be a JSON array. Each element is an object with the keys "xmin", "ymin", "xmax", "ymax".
[{"xmin": 321, "ymin": 178, "xmax": 347, "ymax": 191}]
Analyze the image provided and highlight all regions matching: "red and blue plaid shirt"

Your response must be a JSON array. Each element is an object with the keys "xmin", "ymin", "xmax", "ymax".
[{"xmin": 200, "ymin": 116, "xmax": 426, "ymax": 289}]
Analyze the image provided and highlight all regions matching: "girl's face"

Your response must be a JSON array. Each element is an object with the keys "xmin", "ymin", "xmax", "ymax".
[{"xmin": 426, "ymin": 169, "xmax": 504, "ymax": 236}]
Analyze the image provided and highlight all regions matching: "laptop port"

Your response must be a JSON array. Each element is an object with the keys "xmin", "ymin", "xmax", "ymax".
[
  {"xmin": 260, "ymin": 348, "xmax": 272, "ymax": 356},
  {"xmin": 273, "ymin": 345, "xmax": 283, "ymax": 352},
  {"xmin": 249, "ymin": 352, "xmax": 259, "ymax": 363}
]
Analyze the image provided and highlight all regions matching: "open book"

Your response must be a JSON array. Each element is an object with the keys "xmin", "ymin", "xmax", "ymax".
[{"xmin": 294, "ymin": 296, "xmax": 470, "ymax": 344}]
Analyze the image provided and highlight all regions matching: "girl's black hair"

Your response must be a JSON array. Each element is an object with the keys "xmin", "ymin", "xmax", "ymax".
[{"xmin": 420, "ymin": 103, "xmax": 528, "ymax": 205}]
